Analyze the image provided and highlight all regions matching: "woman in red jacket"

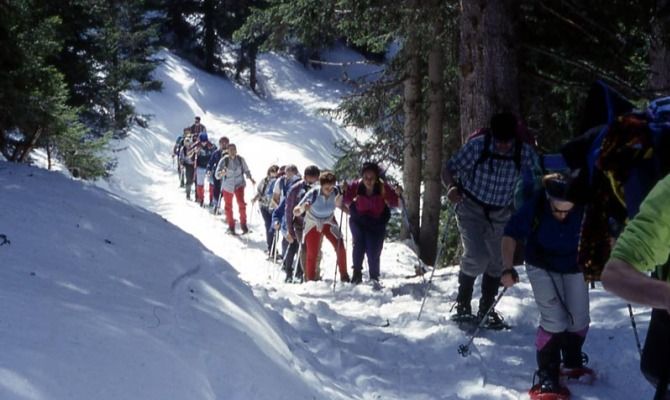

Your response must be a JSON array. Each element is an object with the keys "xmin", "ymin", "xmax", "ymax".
[{"xmin": 343, "ymin": 163, "xmax": 401, "ymax": 284}]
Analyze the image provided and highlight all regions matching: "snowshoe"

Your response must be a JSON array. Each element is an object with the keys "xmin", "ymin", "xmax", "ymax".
[
  {"xmin": 529, "ymin": 369, "xmax": 571, "ymax": 400},
  {"xmin": 451, "ymin": 302, "xmax": 475, "ymax": 323},
  {"xmin": 528, "ymin": 384, "xmax": 570, "ymax": 400},
  {"xmin": 560, "ymin": 367, "xmax": 596, "ymax": 385},
  {"xmin": 476, "ymin": 309, "xmax": 510, "ymax": 330}
]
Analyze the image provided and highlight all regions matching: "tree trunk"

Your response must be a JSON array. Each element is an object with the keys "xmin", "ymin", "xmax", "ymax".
[
  {"xmin": 204, "ymin": 0, "xmax": 216, "ymax": 73},
  {"xmin": 650, "ymin": 0, "xmax": 670, "ymax": 95},
  {"xmin": 459, "ymin": 0, "xmax": 520, "ymax": 142},
  {"xmin": 19, "ymin": 128, "xmax": 43, "ymax": 162},
  {"xmin": 419, "ymin": 0, "xmax": 445, "ymax": 265},
  {"xmin": 401, "ymin": 3, "xmax": 423, "ymax": 244},
  {"xmin": 249, "ymin": 43, "xmax": 258, "ymax": 93}
]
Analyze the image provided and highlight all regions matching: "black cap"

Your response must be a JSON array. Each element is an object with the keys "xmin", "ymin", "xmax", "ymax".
[
  {"xmin": 543, "ymin": 173, "xmax": 574, "ymax": 202},
  {"xmin": 361, "ymin": 162, "xmax": 381, "ymax": 177},
  {"xmin": 490, "ymin": 112, "xmax": 517, "ymax": 142}
]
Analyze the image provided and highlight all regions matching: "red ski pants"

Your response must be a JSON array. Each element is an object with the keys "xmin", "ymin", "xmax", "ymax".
[
  {"xmin": 304, "ymin": 224, "xmax": 348, "ymax": 282},
  {"xmin": 223, "ymin": 186, "xmax": 247, "ymax": 228}
]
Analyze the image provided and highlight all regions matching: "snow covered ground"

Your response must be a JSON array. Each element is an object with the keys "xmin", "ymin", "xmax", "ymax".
[{"xmin": 0, "ymin": 48, "xmax": 656, "ymax": 399}]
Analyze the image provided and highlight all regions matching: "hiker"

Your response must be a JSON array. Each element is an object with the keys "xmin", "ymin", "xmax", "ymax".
[
  {"xmin": 282, "ymin": 165, "xmax": 321, "ymax": 283},
  {"xmin": 271, "ymin": 164, "xmax": 301, "ymax": 257},
  {"xmin": 294, "ymin": 171, "xmax": 350, "ymax": 283},
  {"xmin": 272, "ymin": 164, "xmax": 301, "ymax": 209},
  {"xmin": 215, "ymin": 143, "xmax": 255, "ymax": 235},
  {"xmin": 208, "ymin": 136, "xmax": 230, "ymax": 212},
  {"xmin": 172, "ymin": 134, "xmax": 186, "ymax": 187},
  {"xmin": 191, "ymin": 132, "xmax": 216, "ymax": 206},
  {"xmin": 602, "ymin": 175, "xmax": 670, "ymax": 398},
  {"xmin": 179, "ymin": 135, "xmax": 196, "ymax": 200},
  {"xmin": 253, "ymin": 164, "xmax": 279, "ymax": 254},
  {"xmin": 442, "ymin": 111, "xmax": 540, "ymax": 327},
  {"xmin": 343, "ymin": 162, "xmax": 401, "ymax": 284},
  {"xmin": 501, "ymin": 173, "xmax": 591, "ymax": 398},
  {"xmin": 189, "ymin": 116, "xmax": 207, "ymax": 135}
]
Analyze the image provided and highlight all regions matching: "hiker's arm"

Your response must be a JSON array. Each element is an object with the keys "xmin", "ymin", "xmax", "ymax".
[
  {"xmin": 214, "ymin": 157, "xmax": 226, "ymax": 180},
  {"xmin": 500, "ymin": 236, "xmax": 519, "ymax": 287},
  {"xmin": 602, "ymin": 258, "xmax": 670, "ymax": 312}
]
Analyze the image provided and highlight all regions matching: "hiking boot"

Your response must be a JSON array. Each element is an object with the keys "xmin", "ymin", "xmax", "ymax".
[
  {"xmin": 226, "ymin": 227, "xmax": 236, "ymax": 235},
  {"xmin": 284, "ymin": 269, "xmax": 293, "ymax": 283},
  {"xmin": 351, "ymin": 269, "xmax": 363, "ymax": 285},
  {"xmin": 241, "ymin": 224, "xmax": 249, "ymax": 234},
  {"xmin": 370, "ymin": 278, "xmax": 383, "ymax": 291},
  {"xmin": 186, "ymin": 193, "xmax": 191, "ymax": 201},
  {"xmin": 340, "ymin": 273, "xmax": 350, "ymax": 283},
  {"xmin": 529, "ymin": 369, "xmax": 570, "ymax": 399},
  {"xmin": 451, "ymin": 301, "xmax": 474, "ymax": 322},
  {"xmin": 476, "ymin": 308, "xmax": 507, "ymax": 330}
]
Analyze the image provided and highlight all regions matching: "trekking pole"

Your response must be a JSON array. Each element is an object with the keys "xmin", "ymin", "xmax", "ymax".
[
  {"xmin": 417, "ymin": 206, "xmax": 455, "ymax": 320},
  {"xmin": 627, "ymin": 303, "xmax": 643, "ymax": 356},
  {"xmin": 400, "ymin": 196, "xmax": 430, "ymax": 278},
  {"xmin": 249, "ymin": 194, "xmax": 256, "ymax": 225},
  {"xmin": 267, "ymin": 227, "xmax": 279, "ymax": 280},
  {"xmin": 290, "ymin": 239, "xmax": 303, "ymax": 283},
  {"xmin": 333, "ymin": 208, "xmax": 345, "ymax": 291},
  {"xmin": 457, "ymin": 287, "xmax": 509, "ymax": 357}
]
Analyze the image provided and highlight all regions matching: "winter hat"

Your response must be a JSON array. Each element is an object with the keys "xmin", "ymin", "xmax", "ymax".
[
  {"xmin": 198, "ymin": 132, "xmax": 208, "ymax": 142},
  {"xmin": 490, "ymin": 112, "xmax": 517, "ymax": 142},
  {"xmin": 542, "ymin": 173, "xmax": 574, "ymax": 202},
  {"xmin": 361, "ymin": 162, "xmax": 381, "ymax": 177}
]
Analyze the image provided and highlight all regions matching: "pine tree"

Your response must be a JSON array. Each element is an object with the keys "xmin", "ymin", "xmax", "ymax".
[
  {"xmin": 45, "ymin": 0, "xmax": 162, "ymax": 137},
  {"xmin": 0, "ymin": 0, "xmax": 109, "ymax": 178}
]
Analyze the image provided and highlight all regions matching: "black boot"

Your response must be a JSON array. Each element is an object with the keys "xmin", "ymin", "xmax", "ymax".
[
  {"xmin": 560, "ymin": 331, "xmax": 595, "ymax": 382},
  {"xmin": 561, "ymin": 331, "xmax": 586, "ymax": 368},
  {"xmin": 351, "ymin": 268, "xmax": 363, "ymax": 284},
  {"xmin": 451, "ymin": 272, "xmax": 475, "ymax": 321},
  {"xmin": 477, "ymin": 273, "xmax": 506, "ymax": 329},
  {"xmin": 531, "ymin": 334, "xmax": 568, "ymax": 396},
  {"xmin": 284, "ymin": 267, "xmax": 293, "ymax": 283}
]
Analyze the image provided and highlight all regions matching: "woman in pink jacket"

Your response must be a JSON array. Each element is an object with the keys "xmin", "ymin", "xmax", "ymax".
[{"xmin": 343, "ymin": 163, "xmax": 400, "ymax": 284}]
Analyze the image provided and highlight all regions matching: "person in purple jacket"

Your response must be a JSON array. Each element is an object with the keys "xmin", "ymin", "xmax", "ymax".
[
  {"xmin": 282, "ymin": 165, "xmax": 320, "ymax": 283},
  {"xmin": 501, "ymin": 173, "xmax": 593, "ymax": 399},
  {"xmin": 343, "ymin": 162, "xmax": 401, "ymax": 284}
]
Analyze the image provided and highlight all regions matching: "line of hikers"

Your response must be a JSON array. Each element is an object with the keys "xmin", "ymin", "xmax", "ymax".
[
  {"xmin": 173, "ymin": 117, "xmax": 255, "ymax": 235},
  {"xmin": 171, "ymin": 116, "xmax": 403, "ymax": 286}
]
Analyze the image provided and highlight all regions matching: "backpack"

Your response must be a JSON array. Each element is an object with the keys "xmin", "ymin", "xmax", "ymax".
[
  {"xmin": 468, "ymin": 115, "xmax": 536, "ymax": 175},
  {"xmin": 569, "ymin": 88, "xmax": 670, "ymax": 282},
  {"xmin": 196, "ymin": 144, "xmax": 215, "ymax": 168},
  {"xmin": 298, "ymin": 185, "xmax": 341, "ymax": 216}
]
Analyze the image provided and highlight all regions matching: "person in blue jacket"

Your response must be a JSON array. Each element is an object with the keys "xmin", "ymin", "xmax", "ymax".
[{"xmin": 501, "ymin": 173, "xmax": 593, "ymax": 399}]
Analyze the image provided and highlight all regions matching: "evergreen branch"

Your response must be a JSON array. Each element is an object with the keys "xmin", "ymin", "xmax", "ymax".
[
  {"xmin": 306, "ymin": 58, "xmax": 383, "ymax": 67},
  {"xmin": 523, "ymin": 69, "xmax": 586, "ymax": 88},
  {"xmin": 538, "ymin": 1, "xmax": 600, "ymax": 44},
  {"xmin": 559, "ymin": 0, "xmax": 626, "ymax": 46},
  {"xmin": 523, "ymin": 45, "xmax": 642, "ymax": 96}
]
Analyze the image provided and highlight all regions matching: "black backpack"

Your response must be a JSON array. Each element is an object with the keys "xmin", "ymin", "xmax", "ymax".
[
  {"xmin": 469, "ymin": 129, "xmax": 524, "ymax": 174},
  {"xmin": 196, "ymin": 144, "xmax": 214, "ymax": 168}
]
